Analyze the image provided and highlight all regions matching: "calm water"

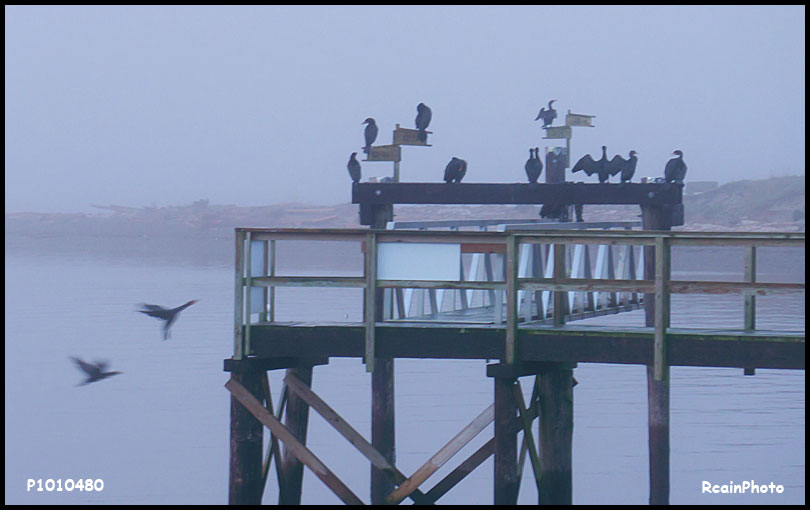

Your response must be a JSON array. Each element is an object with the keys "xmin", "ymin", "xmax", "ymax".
[{"xmin": 4, "ymin": 242, "xmax": 805, "ymax": 505}]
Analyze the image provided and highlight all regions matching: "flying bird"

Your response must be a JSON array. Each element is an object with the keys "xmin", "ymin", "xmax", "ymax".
[
  {"xmin": 138, "ymin": 300, "xmax": 198, "ymax": 340},
  {"xmin": 70, "ymin": 357, "xmax": 122, "ymax": 386},
  {"xmin": 347, "ymin": 152, "xmax": 361, "ymax": 183},
  {"xmin": 415, "ymin": 103, "xmax": 432, "ymax": 142},
  {"xmin": 443, "ymin": 157, "xmax": 467, "ymax": 183},
  {"xmin": 664, "ymin": 150, "xmax": 687, "ymax": 184},
  {"xmin": 572, "ymin": 146, "xmax": 624, "ymax": 183},
  {"xmin": 524, "ymin": 148, "xmax": 543, "ymax": 184},
  {"xmin": 534, "ymin": 99, "xmax": 558, "ymax": 128},
  {"xmin": 362, "ymin": 118, "xmax": 378, "ymax": 154},
  {"xmin": 615, "ymin": 150, "xmax": 638, "ymax": 184}
]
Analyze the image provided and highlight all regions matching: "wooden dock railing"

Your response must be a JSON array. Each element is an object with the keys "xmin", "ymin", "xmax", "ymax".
[{"xmin": 234, "ymin": 228, "xmax": 804, "ymax": 377}]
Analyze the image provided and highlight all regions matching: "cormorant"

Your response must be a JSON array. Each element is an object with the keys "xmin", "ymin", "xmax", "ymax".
[
  {"xmin": 524, "ymin": 148, "xmax": 543, "ymax": 184},
  {"xmin": 138, "ymin": 300, "xmax": 198, "ymax": 340},
  {"xmin": 70, "ymin": 357, "xmax": 122, "ymax": 386},
  {"xmin": 347, "ymin": 152, "xmax": 361, "ymax": 183},
  {"xmin": 415, "ymin": 103, "xmax": 432, "ymax": 142},
  {"xmin": 443, "ymin": 157, "xmax": 467, "ymax": 183},
  {"xmin": 540, "ymin": 202, "xmax": 570, "ymax": 222},
  {"xmin": 534, "ymin": 99, "xmax": 558, "ymax": 128},
  {"xmin": 572, "ymin": 146, "xmax": 624, "ymax": 183},
  {"xmin": 362, "ymin": 118, "xmax": 378, "ymax": 154},
  {"xmin": 664, "ymin": 150, "xmax": 687, "ymax": 184},
  {"xmin": 616, "ymin": 150, "xmax": 638, "ymax": 184}
]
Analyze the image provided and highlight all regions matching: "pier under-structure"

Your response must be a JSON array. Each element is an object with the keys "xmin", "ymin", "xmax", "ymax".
[{"xmin": 225, "ymin": 182, "xmax": 804, "ymax": 505}]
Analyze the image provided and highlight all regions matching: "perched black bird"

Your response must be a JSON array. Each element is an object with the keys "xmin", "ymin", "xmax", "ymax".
[
  {"xmin": 443, "ymin": 157, "xmax": 467, "ymax": 183},
  {"xmin": 524, "ymin": 148, "xmax": 543, "ymax": 184},
  {"xmin": 664, "ymin": 150, "xmax": 687, "ymax": 184},
  {"xmin": 540, "ymin": 202, "xmax": 570, "ymax": 222},
  {"xmin": 362, "ymin": 118, "xmax": 378, "ymax": 154},
  {"xmin": 616, "ymin": 150, "xmax": 638, "ymax": 184},
  {"xmin": 415, "ymin": 103, "xmax": 432, "ymax": 142},
  {"xmin": 70, "ymin": 357, "xmax": 122, "ymax": 386},
  {"xmin": 138, "ymin": 300, "xmax": 198, "ymax": 340},
  {"xmin": 534, "ymin": 99, "xmax": 558, "ymax": 128},
  {"xmin": 572, "ymin": 146, "xmax": 624, "ymax": 183},
  {"xmin": 347, "ymin": 152, "xmax": 361, "ymax": 183}
]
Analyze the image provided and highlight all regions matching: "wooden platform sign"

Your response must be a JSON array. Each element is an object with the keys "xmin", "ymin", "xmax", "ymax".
[
  {"xmin": 543, "ymin": 126, "xmax": 572, "ymax": 140},
  {"xmin": 393, "ymin": 126, "xmax": 432, "ymax": 146},
  {"xmin": 364, "ymin": 144, "xmax": 402, "ymax": 162},
  {"xmin": 377, "ymin": 242, "xmax": 460, "ymax": 281},
  {"xmin": 565, "ymin": 111, "xmax": 595, "ymax": 127}
]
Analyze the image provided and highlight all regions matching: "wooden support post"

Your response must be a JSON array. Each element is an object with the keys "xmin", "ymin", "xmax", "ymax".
[
  {"xmin": 744, "ymin": 245, "xmax": 757, "ymax": 375},
  {"xmin": 553, "ymin": 243, "xmax": 567, "ymax": 327},
  {"xmin": 505, "ymin": 235, "xmax": 518, "ymax": 364},
  {"xmin": 494, "ymin": 377, "xmax": 519, "ymax": 505},
  {"xmin": 369, "ymin": 207, "xmax": 396, "ymax": 505},
  {"xmin": 234, "ymin": 231, "xmax": 245, "ymax": 360},
  {"xmin": 371, "ymin": 358, "xmax": 395, "ymax": 504},
  {"xmin": 744, "ymin": 245, "xmax": 756, "ymax": 331},
  {"xmin": 229, "ymin": 370, "xmax": 264, "ymax": 505},
  {"xmin": 279, "ymin": 366, "xmax": 314, "ymax": 505},
  {"xmin": 641, "ymin": 205, "xmax": 671, "ymax": 506},
  {"xmin": 538, "ymin": 366, "xmax": 574, "ymax": 505}
]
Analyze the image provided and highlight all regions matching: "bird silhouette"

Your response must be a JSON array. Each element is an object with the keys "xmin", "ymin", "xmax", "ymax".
[
  {"xmin": 138, "ymin": 300, "xmax": 198, "ymax": 340},
  {"xmin": 525, "ymin": 147, "xmax": 543, "ymax": 184},
  {"xmin": 664, "ymin": 150, "xmax": 687, "ymax": 184},
  {"xmin": 347, "ymin": 152, "xmax": 361, "ymax": 183},
  {"xmin": 443, "ymin": 157, "xmax": 467, "ymax": 183},
  {"xmin": 362, "ymin": 118, "xmax": 378, "ymax": 154},
  {"xmin": 615, "ymin": 150, "xmax": 638, "ymax": 184},
  {"xmin": 572, "ymin": 146, "xmax": 624, "ymax": 183},
  {"xmin": 415, "ymin": 103, "xmax": 432, "ymax": 142},
  {"xmin": 534, "ymin": 99, "xmax": 558, "ymax": 128},
  {"xmin": 70, "ymin": 357, "xmax": 122, "ymax": 386}
]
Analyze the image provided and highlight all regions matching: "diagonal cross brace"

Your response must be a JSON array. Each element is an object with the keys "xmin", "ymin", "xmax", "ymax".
[
  {"xmin": 225, "ymin": 377, "xmax": 365, "ymax": 505},
  {"xmin": 385, "ymin": 404, "xmax": 495, "ymax": 505},
  {"xmin": 283, "ymin": 373, "xmax": 432, "ymax": 505}
]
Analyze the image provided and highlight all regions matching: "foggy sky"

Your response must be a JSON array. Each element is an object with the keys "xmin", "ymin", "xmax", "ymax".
[{"xmin": 4, "ymin": 5, "xmax": 806, "ymax": 213}]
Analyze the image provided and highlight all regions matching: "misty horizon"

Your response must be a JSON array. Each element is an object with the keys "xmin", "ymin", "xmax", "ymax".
[{"xmin": 5, "ymin": 5, "xmax": 806, "ymax": 214}]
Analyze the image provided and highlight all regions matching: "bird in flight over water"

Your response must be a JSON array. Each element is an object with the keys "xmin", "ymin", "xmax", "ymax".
[
  {"xmin": 70, "ymin": 357, "xmax": 122, "ymax": 386},
  {"xmin": 137, "ymin": 300, "xmax": 198, "ymax": 340}
]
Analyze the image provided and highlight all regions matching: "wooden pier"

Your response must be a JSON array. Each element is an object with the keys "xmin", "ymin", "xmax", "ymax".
[
  {"xmin": 225, "ymin": 226, "xmax": 804, "ymax": 505},
  {"xmin": 224, "ymin": 181, "xmax": 803, "ymax": 505}
]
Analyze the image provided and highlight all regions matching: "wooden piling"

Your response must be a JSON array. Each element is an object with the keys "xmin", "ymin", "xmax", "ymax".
[
  {"xmin": 369, "ymin": 206, "xmax": 397, "ymax": 505},
  {"xmin": 494, "ymin": 377, "xmax": 519, "ymax": 505},
  {"xmin": 537, "ymin": 365, "xmax": 574, "ymax": 505},
  {"xmin": 228, "ymin": 370, "xmax": 264, "ymax": 505},
  {"xmin": 641, "ymin": 204, "xmax": 671, "ymax": 505},
  {"xmin": 279, "ymin": 366, "xmax": 314, "ymax": 505}
]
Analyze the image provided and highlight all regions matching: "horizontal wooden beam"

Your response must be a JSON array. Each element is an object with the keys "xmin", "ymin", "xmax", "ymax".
[
  {"xmin": 352, "ymin": 182, "xmax": 683, "ymax": 206},
  {"xmin": 223, "ymin": 356, "xmax": 329, "ymax": 373},
  {"xmin": 248, "ymin": 276, "xmax": 366, "ymax": 288},
  {"xmin": 245, "ymin": 323, "xmax": 804, "ymax": 370}
]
